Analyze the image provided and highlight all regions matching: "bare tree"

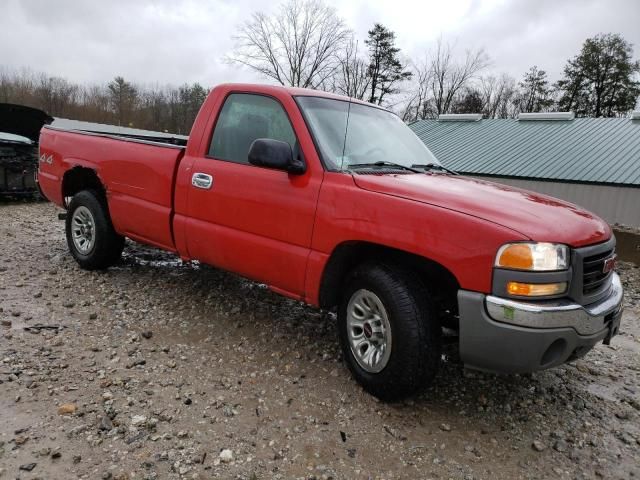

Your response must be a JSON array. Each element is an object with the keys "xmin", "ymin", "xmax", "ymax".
[
  {"xmin": 0, "ymin": 67, "xmax": 36, "ymax": 107},
  {"xmin": 330, "ymin": 37, "xmax": 370, "ymax": 99},
  {"xmin": 35, "ymin": 74, "xmax": 79, "ymax": 118},
  {"xmin": 401, "ymin": 56, "xmax": 435, "ymax": 121},
  {"xmin": 430, "ymin": 39, "xmax": 489, "ymax": 115},
  {"xmin": 80, "ymin": 85, "xmax": 112, "ymax": 124},
  {"xmin": 479, "ymin": 74, "xmax": 517, "ymax": 118},
  {"xmin": 401, "ymin": 40, "xmax": 488, "ymax": 122},
  {"xmin": 228, "ymin": 0, "xmax": 350, "ymax": 89}
]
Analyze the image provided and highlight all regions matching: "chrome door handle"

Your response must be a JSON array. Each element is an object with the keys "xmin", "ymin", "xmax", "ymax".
[{"xmin": 191, "ymin": 172, "xmax": 213, "ymax": 189}]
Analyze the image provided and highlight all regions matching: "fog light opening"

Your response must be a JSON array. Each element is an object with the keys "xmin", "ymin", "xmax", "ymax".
[{"xmin": 541, "ymin": 338, "xmax": 567, "ymax": 367}]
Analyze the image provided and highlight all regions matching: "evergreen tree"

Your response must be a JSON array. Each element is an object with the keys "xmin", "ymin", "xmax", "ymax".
[
  {"xmin": 177, "ymin": 83, "xmax": 208, "ymax": 134},
  {"xmin": 107, "ymin": 76, "xmax": 138, "ymax": 126},
  {"xmin": 452, "ymin": 88, "xmax": 484, "ymax": 114},
  {"xmin": 365, "ymin": 24, "xmax": 412, "ymax": 105},
  {"xmin": 517, "ymin": 66, "xmax": 553, "ymax": 113}
]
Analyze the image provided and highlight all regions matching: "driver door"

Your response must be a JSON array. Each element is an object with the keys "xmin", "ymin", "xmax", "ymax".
[{"xmin": 185, "ymin": 93, "xmax": 322, "ymax": 298}]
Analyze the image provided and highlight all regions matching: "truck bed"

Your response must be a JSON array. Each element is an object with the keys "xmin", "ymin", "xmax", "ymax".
[{"xmin": 38, "ymin": 126, "xmax": 186, "ymax": 251}]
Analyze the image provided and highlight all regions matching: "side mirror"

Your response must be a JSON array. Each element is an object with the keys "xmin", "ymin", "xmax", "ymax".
[{"xmin": 248, "ymin": 138, "xmax": 306, "ymax": 175}]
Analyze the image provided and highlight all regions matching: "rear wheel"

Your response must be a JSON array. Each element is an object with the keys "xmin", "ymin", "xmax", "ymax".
[
  {"xmin": 338, "ymin": 263, "xmax": 441, "ymax": 401},
  {"xmin": 65, "ymin": 190, "xmax": 124, "ymax": 270}
]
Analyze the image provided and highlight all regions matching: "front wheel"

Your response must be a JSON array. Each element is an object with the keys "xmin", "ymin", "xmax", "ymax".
[
  {"xmin": 65, "ymin": 190, "xmax": 124, "ymax": 270},
  {"xmin": 338, "ymin": 263, "xmax": 441, "ymax": 401}
]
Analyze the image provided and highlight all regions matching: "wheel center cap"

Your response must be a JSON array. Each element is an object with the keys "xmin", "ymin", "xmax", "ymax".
[{"xmin": 363, "ymin": 322, "xmax": 373, "ymax": 339}]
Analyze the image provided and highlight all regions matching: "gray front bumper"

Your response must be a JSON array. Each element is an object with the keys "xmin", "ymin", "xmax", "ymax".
[{"xmin": 458, "ymin": 273, "xmax": 623, "ymax": 373}]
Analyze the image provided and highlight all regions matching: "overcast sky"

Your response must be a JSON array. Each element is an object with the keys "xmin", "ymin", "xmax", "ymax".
[{"xmin": 3, "ymin": 0, "xmax": 640, "ymax": 88}]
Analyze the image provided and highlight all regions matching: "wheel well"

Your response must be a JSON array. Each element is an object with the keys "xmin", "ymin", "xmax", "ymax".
[
  {"xmin": 62, "ymin": 167, "xmax": 104, "ymax": 207},
  {"xmin": 319, "ymin": 242, "xmax": 460, "ymax": 325}
]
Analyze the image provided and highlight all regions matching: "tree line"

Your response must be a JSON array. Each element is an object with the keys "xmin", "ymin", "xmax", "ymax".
[
  {"xmin": 1, "ymin": 0, "xmax": 638, "ymax": 135},
  {"xmin": 0, "ymin": 70, "xmax": 207, "ymax": 135}
]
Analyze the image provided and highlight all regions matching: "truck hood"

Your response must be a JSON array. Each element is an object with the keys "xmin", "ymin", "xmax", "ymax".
[
  {"xmin": 0, "ymin": 103, "xmax": 53, "ymax": 143},
  {"xmin": 352, "ymin": 173, "xmax": 610, "ymax": 247}
]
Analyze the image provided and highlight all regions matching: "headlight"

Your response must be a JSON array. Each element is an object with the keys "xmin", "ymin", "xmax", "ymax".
[{"xmin": 495, "ymin": 242, "xmax": 569, "ymax": 271}]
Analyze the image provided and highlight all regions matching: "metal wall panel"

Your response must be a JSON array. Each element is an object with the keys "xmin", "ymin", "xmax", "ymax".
[{"xmin": 473, "ymin": 176, "xmax": 640, "ymax": 227}]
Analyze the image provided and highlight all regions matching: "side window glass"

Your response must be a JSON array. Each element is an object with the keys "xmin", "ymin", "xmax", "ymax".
[{"xmin": 208, "ymin": 93, "xmax": 297, "ymax": 164}]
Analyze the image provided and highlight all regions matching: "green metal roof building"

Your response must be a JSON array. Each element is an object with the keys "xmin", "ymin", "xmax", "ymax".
[{"xmin": 409, "ymin": 112, "xmax": 640, "ymax": 227}]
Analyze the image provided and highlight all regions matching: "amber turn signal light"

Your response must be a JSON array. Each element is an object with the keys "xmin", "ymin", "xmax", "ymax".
[
  {"xmin": 506, "ymin": 281, "xmax": 567, "ymax": 297},
  {"xmin": 497, "ymin": 244, "xmax": 533, "ymax": 270}
]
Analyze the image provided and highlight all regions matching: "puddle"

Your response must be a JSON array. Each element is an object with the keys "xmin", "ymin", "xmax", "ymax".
[
  {"xmin": 117, "ymin": 242, "xmax": 198, "ymax": 270},
  {"xmin": 119, "ymin": 253, "xmax": 189, "ymax": 269}
]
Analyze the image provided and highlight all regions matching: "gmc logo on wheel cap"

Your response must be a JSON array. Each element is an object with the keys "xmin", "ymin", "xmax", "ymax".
[{"xmin": 603, "ymin": 256, "xmax": 617, "ymax": 274}]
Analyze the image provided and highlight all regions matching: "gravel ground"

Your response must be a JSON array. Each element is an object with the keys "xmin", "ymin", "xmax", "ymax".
[{"xmin": 1, "ymin": 201, "xmax": 639, "ymax": 480}]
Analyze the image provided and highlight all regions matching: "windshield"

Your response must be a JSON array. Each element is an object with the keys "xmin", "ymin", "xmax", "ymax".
[{"xmin": 296, "ymin": 96, "xmax": 439, "ymax": 171}]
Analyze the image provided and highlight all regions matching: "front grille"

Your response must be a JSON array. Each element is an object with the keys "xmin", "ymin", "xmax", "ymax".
[
  {"xmin": 582, "ymin": 248, "xmax": 614, "ymax": 295},
  {"xmin": 568, "ymin": 236, "xmax": 616, "ymax": 306}
]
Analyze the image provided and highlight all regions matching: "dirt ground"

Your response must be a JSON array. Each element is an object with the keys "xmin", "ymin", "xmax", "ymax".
[{"xmin": 1, "ymin": 201, "xmax": 639, "ymax": 480}]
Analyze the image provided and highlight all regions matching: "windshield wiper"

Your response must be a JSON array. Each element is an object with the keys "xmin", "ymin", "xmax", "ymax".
[
  {"xmin": 348, "ymin": 161, "xmax": 421, "ymax": 173},
  {"xmin": 411, "ymin": 163, "xmax": 458, "ymax": 175}
]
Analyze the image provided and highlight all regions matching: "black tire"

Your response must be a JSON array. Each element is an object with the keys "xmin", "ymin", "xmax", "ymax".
[
  {"xmin": 65, "ymin": 190, "xmax": 124, "ymax": 270},
  {"xmin": 338, "ymin": 263, "xmax": 441, "ymax": 401}
]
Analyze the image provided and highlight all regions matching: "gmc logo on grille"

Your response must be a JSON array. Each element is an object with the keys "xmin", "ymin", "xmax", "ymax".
[{"xmin": 603, "ymin": 256, "xmax": 617, "ymax": 274}]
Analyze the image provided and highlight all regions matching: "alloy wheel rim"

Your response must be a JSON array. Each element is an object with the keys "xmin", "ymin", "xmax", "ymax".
[
  {"xmin": 71, "ymin": 206, "xmax": 96, "ymax": 254},
  {"xmin": 346, "ymin": 289, "xmax": 392, "ymax": 373}
]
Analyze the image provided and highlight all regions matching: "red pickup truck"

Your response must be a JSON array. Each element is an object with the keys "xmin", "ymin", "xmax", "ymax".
[{"xmin": 37, "ymin": 83, "xmax": 623, "ymax": 400}]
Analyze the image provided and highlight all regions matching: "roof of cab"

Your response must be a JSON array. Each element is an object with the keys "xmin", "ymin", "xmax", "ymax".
[{"xmin": 213, "ymin": 83, "xmax": 380, "ymax": 108}]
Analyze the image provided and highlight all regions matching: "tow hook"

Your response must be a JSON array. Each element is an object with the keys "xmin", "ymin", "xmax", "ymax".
[{"xmin": 58, "ymin": 212, "xmax": 67, "ymax": 221}]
